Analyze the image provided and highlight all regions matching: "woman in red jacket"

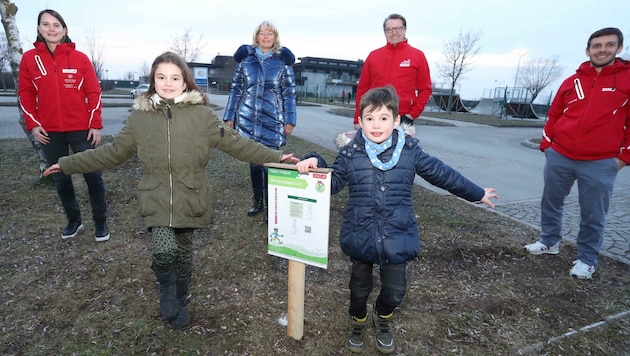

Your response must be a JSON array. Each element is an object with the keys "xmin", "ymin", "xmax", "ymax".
[{"xmin": 18, "ymin": 9, "xmax": 109, "ymax": 242}]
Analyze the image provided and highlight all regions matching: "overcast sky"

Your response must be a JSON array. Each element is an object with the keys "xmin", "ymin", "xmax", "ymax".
[{"xmin": 12, "ymin": 0, "xmax": 630, "ymax": 100}]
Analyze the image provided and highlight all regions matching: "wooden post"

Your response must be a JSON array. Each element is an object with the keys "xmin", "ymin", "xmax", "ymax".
[{"xmin": 287, "ymin": 260, "xmax": 306, "ymax": 340}]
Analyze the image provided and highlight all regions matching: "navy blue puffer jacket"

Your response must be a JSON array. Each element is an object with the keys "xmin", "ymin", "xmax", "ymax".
[
  {"xmin": 223, "ymin": 45, "xmax": 297, "ymax": 148},
  {"xmin": 306, "ymin": 126, "xmax": 485, "ymax": 266}
]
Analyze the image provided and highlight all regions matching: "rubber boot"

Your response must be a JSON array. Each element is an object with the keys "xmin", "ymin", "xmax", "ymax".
[
  {"xmin": 247, "ymin": 193, "xmax": 264, "ymax": 216},
  {"xmin": 153, "ymin": 265, "xmax": 179, "ymax": 320},
  {"xmin": 170, "ymin": 274, "xmax": 191, "ymax": 329}
]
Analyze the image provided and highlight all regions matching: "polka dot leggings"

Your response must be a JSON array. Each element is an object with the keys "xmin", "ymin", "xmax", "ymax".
[{"xmin": 151, "ymin": 226, "xmax": 193, "ymax": 278}]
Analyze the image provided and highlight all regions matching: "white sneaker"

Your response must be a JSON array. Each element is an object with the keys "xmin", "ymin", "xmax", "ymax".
[
  {"xmin": 524, "ymin": 241, "xmax": 559, "ymax": 255},
  {"xmin": 570, "ymin": 260, "xmax": 595, "ymax": 279}
]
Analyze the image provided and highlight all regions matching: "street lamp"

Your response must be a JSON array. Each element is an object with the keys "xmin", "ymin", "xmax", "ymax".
[{"xmin": 513, "ymin": 50, "xmax": 528, "ymax": 94}]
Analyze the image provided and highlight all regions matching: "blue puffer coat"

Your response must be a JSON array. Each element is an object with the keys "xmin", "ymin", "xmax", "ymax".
[
  {"xmin": 306, "ymin": 125, "xmax": 485, "ymax": 266},
  {"xmin": 223, "ymin": 45, "xmax": 297, "ymax": 149}
]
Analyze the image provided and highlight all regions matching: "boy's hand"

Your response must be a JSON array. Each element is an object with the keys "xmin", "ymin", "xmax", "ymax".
[
  {"xmin": 295, "ymin": 157, "xmax": 318, "ymax": 174},
  {"xmin": 480, "ymin": 188, "xmax": 498, "ymax": 208}
]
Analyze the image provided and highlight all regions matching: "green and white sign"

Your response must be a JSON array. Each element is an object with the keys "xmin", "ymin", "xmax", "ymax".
[{"xmin": 266, "ymin": 164, "xmax": 332, "ymax": 269}]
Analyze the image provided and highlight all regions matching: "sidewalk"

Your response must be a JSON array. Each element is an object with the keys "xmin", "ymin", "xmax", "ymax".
[{"xmin": 419, "ymin": 115, "xmax": 630, "ymax": 265}]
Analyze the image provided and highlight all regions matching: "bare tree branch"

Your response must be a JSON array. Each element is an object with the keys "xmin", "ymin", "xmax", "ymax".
[
  {"xmin": 0, "ymin": 29, "xmax": 11, "ymax": 89},
  {"xmin": 436, "ymin": 29, "xmax": 482, "ymax": 113},
  {"xmin": 170, "ymin": 28, "xmax": 206, "ymax": 62},
  {"xmin": 85, "ymin": 26, "xmax": 105, "ymax": 79},
  {"xmin": 518, "ymin": 57, "xmax": 565, "ymax": 103}
]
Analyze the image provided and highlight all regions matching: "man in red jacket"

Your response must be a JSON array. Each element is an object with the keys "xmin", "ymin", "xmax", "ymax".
[
  {"xmin": 353, "ymin": 14, "xmax": 432, "ymax": 129},
  {"xmin": 525, "ymin": 27, "xmax": 629, "ymax": 279}
]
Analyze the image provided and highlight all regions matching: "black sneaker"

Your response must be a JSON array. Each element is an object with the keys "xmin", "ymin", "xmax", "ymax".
[
  {"xmin": 372, "ymin": 308, "xmax": 395, "ymax": 354},
  {"xmin": 346, "ymin": 315, "xmax": 368, "ymax": 353},
  {"xmin": 62, "ymin": 221, "xmax": 84, "ymax": 239},
  {"xmin": 95, "ymin": 222, "xmax": 110, "ymax": 242}
]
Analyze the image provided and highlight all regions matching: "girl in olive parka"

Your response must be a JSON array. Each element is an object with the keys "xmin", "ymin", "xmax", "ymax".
[{"xmin": 45, "ymin": 52, "xmax": 297, "ymax": 330}]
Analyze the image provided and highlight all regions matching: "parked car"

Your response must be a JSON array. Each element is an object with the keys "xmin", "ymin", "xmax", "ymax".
[{"xmin": 130, "ymin": 84, "xmax": 149, "ymax": 99}]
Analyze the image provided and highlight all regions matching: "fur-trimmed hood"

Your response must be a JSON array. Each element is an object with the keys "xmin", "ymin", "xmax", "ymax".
[
  {"xmin": 132, "ymin": 90, "xmax": 207, "ymax": 112},
  {"xmin": 233, "ymin": 44, "xmax": 295, "ymax": 65},
  {"xmin": 334, "ymin": 123, "xmax": 417, "ymax": 148}
]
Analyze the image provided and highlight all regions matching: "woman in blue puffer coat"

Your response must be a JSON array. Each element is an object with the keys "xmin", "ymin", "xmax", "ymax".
[{"xmin": 223, "ymin": 20, "xmax": 297, "ymax": 220}]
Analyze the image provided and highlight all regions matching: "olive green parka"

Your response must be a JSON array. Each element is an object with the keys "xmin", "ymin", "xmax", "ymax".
[{"xmin": 58, "ymin": 90, "xmax": 285, "ymax": 229}]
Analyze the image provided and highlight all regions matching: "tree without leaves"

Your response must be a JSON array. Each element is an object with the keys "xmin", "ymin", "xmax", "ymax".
[
  {"xmin": 138, "ymin": 62, "xmax": 150, "ymax": 82},
  {"xmin": 1, "ymin": 0, "xmax": 48, "ymax": 174},
  {"xmin": 436, "ymin": 29, "xmax": 482, "ymax": 114},
  {"xmin": 517, "ymin": 56, "xmax": 565, "ymax": 103},
  {"xmin": 124, "ymin": 71, "xmax": 134, "ymax": 81},
  {"xmin": 0, "ymin": 29, "xmax": 11, "ymax": 89},
  {"xmin": 170, "ymin": 29, "xmax": 206, "ymax": 62},
  {"xmin": 85, "ymin": 26, "xmax": 105, "ymax": 79}
]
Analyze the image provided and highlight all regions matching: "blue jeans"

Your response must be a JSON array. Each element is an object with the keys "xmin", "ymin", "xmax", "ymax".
[
  {"xmin": 540, "ymin": 148, "xmax": 618, "ymax": 266},
  {"xmin": 348, "ymin": 259, "xmax": 407, "ymax": 318},
  {"xmin": 42, "ymin": 131, "xmax": 108, "ymax": 224}
]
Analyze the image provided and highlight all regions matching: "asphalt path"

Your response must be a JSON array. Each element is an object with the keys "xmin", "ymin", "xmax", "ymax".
[{"xmin": 2, "ymin": 93, "xmax": 629, "ymax": 205}]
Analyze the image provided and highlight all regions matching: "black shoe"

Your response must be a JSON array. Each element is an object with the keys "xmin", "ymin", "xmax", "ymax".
[
  {"xmin": 95, "ymin": 222, "xmax": 110, "ymax": 242},
  {"xmin": 62, "ymin": 221, "xmax": 84, "ymax": 239},
  {"xmin": 247, "ymin": 194, "xmax": 265, "ymax": 216}
]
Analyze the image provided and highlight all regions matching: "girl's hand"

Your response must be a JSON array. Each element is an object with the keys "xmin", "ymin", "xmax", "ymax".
[
  {"xmin": 480, "ymin": 188, "xmax": 498, "ymax": 208},
  {"xmin": 44, "ymin": 163, "xmax": 62, "ymax": 176},
  {"xmin": 281, "ymin": 153, "xmax": 299, "ymax": 163},
  {"xmin": 295, "ymin": 157, "xmax": 318, "ymax": 174}
]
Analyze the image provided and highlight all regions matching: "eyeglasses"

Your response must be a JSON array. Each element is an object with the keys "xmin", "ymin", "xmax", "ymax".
[
  {"xmin": 258, "ymin": 31, "xmax": 275, "ymax": 37},
  {"xmin": 384, "ymin": 26, "xmax": 405, "ymax": 34}
]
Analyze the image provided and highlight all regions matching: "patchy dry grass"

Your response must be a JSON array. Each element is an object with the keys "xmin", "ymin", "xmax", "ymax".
[{"xmin": 0, "ymin": 135, "xmax": 628, "ymax": 355}]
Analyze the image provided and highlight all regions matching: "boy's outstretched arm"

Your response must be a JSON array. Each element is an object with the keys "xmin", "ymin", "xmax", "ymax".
[
  {"xmin": 479, "ymin": 188, "xmax": 499, "ymax": 208},
  {"xmin": 295, "ymin": 157, "xmax": 318, "ymax": 174}
]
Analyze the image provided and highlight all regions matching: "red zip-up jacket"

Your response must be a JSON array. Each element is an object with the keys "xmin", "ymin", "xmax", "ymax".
[
  {"xmin": 354, "ymin": 40, "xmax": 432, "ymax": 124},
  {"xmin": 18, "ymin": 40, "xmax": 103, "ymax": 132},
  {"xmin": 541, "ymin": 58, "xmax": 630, "ymax": 164}
]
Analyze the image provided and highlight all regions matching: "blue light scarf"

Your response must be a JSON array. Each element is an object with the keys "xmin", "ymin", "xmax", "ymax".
[
  {"xmin": 362, "ymin": 126, "xmax": 405, "ymax": 171},
  {"xmin": 255, "ymin": 47, "xmax": 273, "ymax": 61}
]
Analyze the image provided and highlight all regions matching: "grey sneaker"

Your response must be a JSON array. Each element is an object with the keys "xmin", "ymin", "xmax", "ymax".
[
  {"xmin": 346, "ymin": 315, "xmax": 368, "ymax": 353},
  {"xmin": 570, "ymin": 260, "xmax": 595, "ymax": 279},
  {"xmin": 524, "ymin": 241, "xmax": 559, "ymax": 255},
  {"xmin": 372, "ymin": 308, "xmax": 395, "ymax": 354}
]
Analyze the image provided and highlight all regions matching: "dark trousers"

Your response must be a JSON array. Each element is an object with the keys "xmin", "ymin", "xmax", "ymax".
[
  {"xmin": 250, "ymin": 163, "xmax": 268, "ymax": 196},
  {"xmin": 42, "ymin": 131, "xmax": 107, "ymax": 224},
  {"xmin": 348, "ymin": 259, "xmax": 407, "ymax": 318},
  {"xmin": 249, "ymin": 143, "xmax": 278, "ymax": 196}
]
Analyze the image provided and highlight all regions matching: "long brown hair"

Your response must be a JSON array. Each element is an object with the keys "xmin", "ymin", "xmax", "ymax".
[{"xmin": 147, "ymin": 51, "xmax": 208, "ymax": 105}]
